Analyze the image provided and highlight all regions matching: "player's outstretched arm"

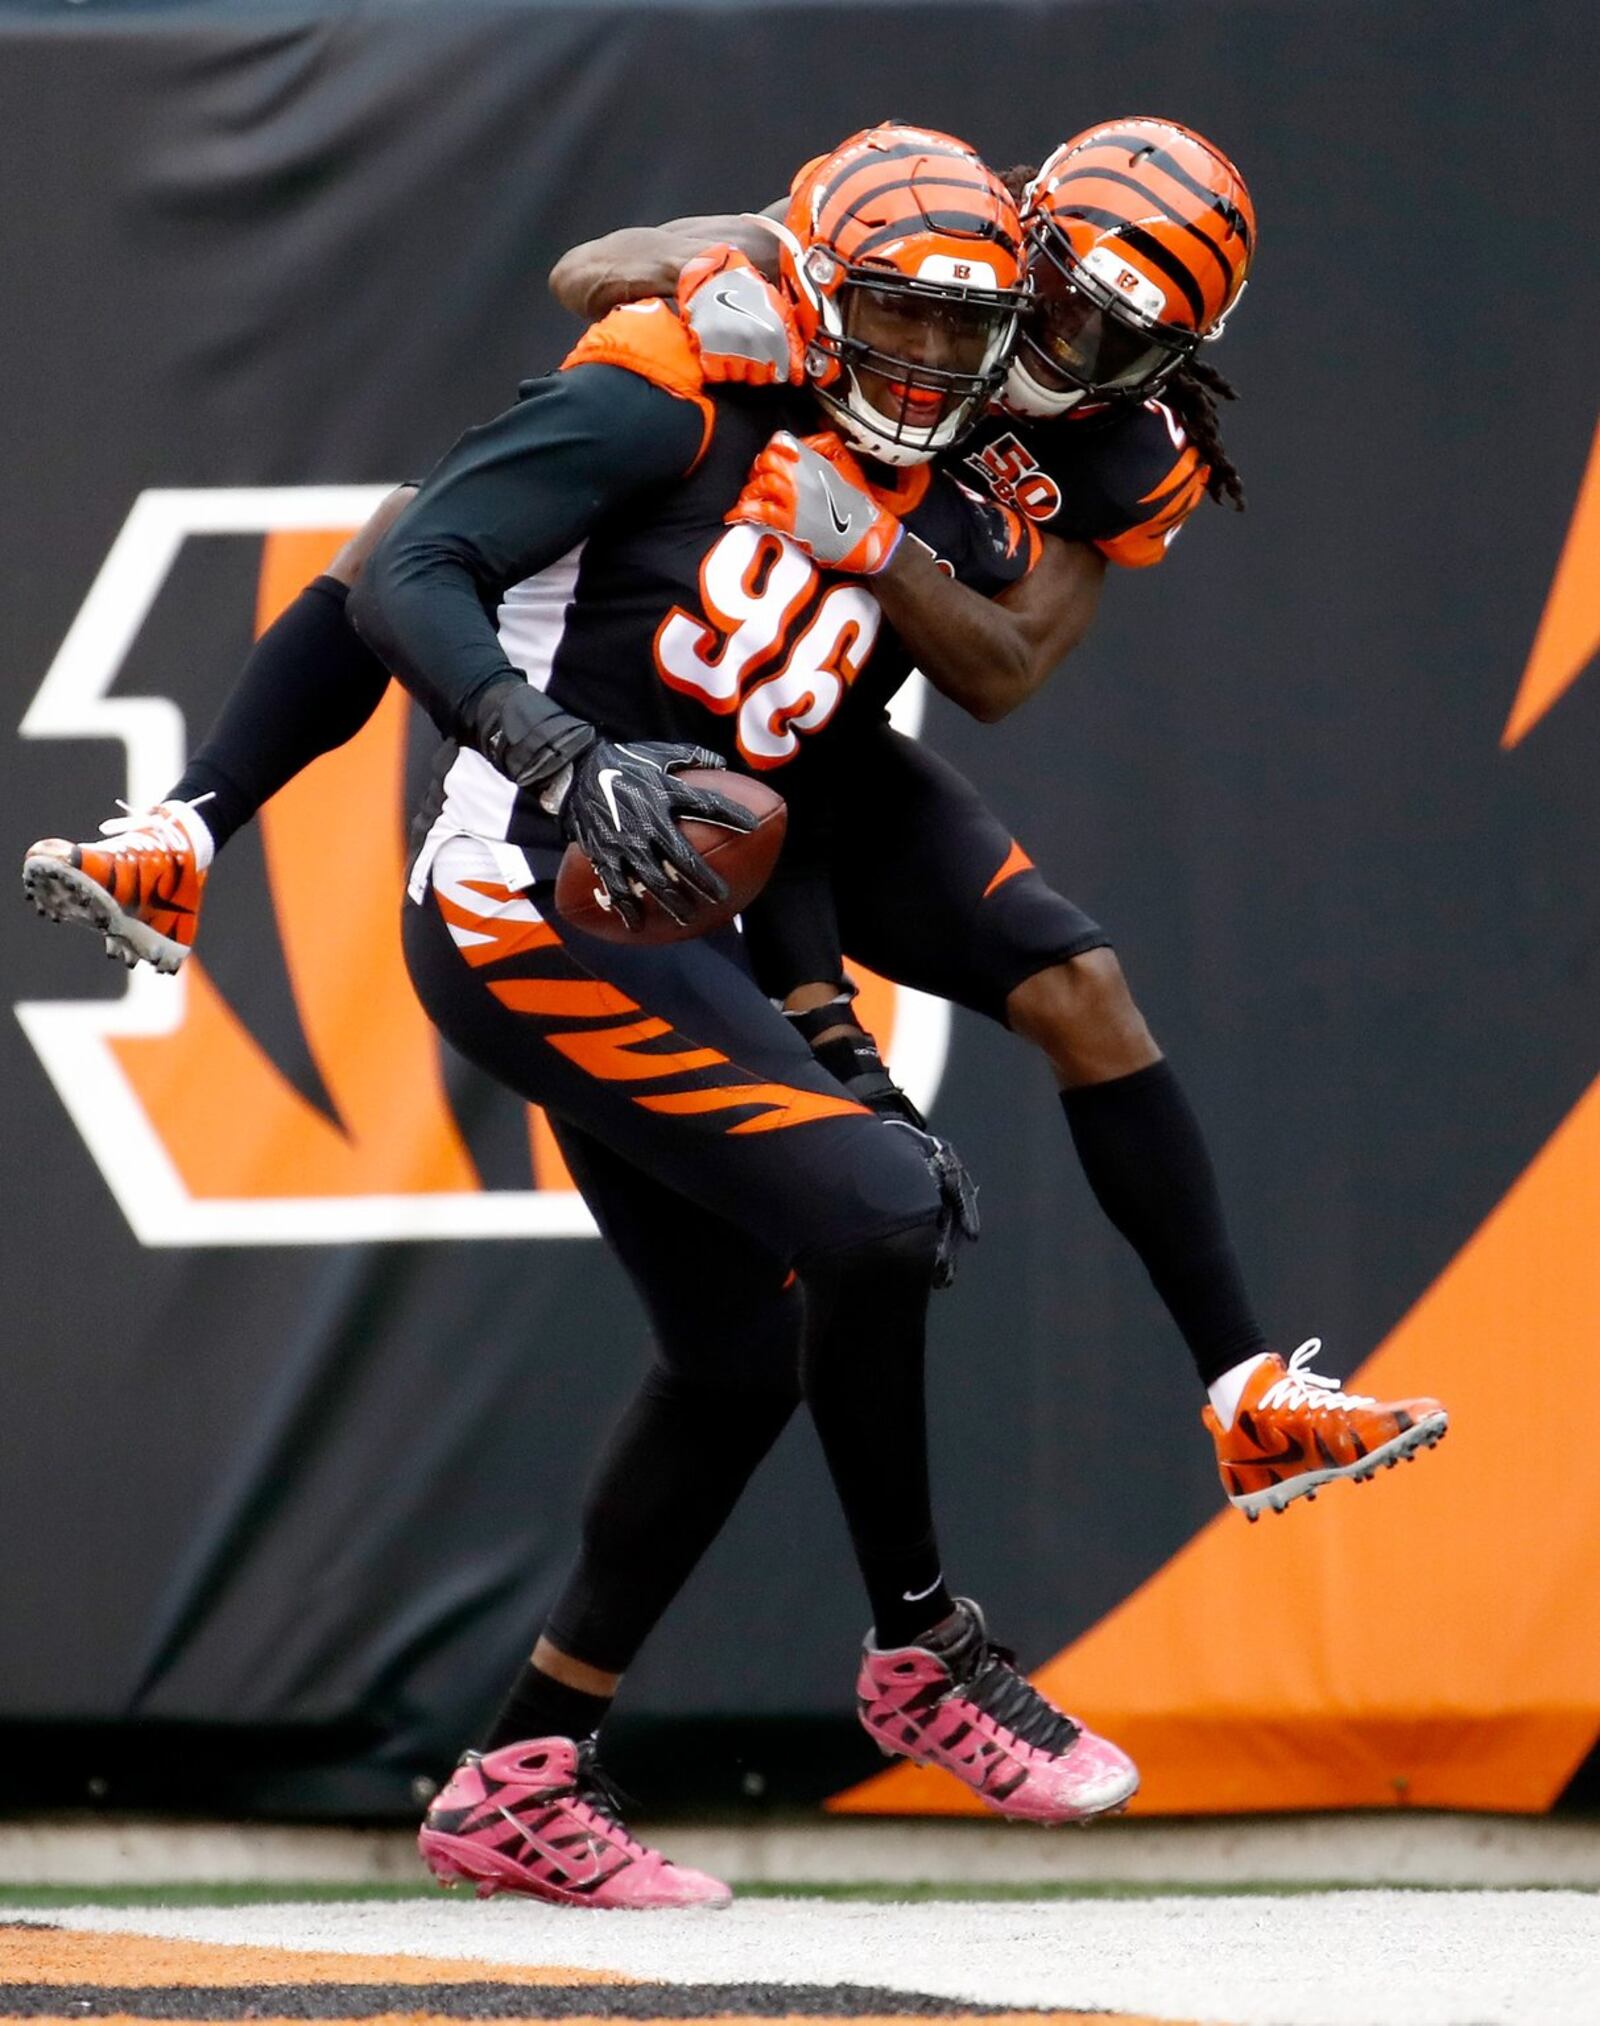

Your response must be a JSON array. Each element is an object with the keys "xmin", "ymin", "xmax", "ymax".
[
  {"xmin": 873, "ymin": 531, "xmax": 1106, "ymax": 723},
  {"xmin": 549, "ymin": 210, "xmax": 781, "ymax": 320}
]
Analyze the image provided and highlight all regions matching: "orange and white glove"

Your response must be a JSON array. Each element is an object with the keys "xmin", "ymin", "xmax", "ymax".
[
  {"xmin": 677, "ymin": 245, "xmax": 805, "ymax": 386},
  {"xmin": 729, "ymin": 430, "xmax": 905, "ymax": 575}
]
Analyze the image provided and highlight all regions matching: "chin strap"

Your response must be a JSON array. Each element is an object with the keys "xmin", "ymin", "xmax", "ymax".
[{"xmin": 1003, "ymin": 352, "xmax": 1087, "ymax": 418}]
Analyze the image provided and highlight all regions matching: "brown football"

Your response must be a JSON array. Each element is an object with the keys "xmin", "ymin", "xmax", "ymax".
[{"xmin": 552, "ymin": 768, "xmax": 787, "ymax": 945}]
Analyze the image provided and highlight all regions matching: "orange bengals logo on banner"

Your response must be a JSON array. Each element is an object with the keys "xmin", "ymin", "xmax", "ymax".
[{"xmin": 17, "ymin": 488, "xmax": 948, "ymax": 1248}]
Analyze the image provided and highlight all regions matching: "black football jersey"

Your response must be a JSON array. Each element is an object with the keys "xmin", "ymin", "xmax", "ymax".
[
  {"xmin": 952, "ymin": 396, "xmax": 1210, "ymax": 568},
  {"xmin": 357, "ymin": 300, "xmax": 1033, "ymax": 883}
]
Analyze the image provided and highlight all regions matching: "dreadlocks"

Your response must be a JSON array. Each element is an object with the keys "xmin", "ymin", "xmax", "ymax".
[
  {"xmin": 998, "ymin": 163, "xmax": 1245, "ymax": 512},
  {"xmin": 1163, "ymin": 357, "xmax": 1244, "ymax": 511}
]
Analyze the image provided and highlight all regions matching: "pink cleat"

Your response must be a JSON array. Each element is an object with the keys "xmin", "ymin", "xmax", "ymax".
[
  {"xmin": 417, "ymin": 1736, "xmax": 731, "ymax": 1909},
  {"xmin": 857, "ymin": 1598, "xmax": 1138, "ymax": 1823}
]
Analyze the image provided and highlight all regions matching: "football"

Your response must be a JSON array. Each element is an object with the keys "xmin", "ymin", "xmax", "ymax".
[{"xmin": 552, "ymin": 768, "xmax": 787, "ymax": 945}]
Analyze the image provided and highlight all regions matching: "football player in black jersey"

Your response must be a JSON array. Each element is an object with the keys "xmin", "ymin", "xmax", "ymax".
[
  {"xmin": 553, "ymin": 119, "xmax": 1448, "ymax": 1514},
  {"xmin": 401, "ymin": 129, "xmax": 1157, "ymax": 1904}
]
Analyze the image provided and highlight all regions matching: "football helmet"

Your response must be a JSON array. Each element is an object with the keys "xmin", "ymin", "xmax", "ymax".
[
  {"xmin": 777, "ymin": 124, "xmax": 1026, "ymax": 467},
  {"xmin": 1007, "ymin": 118, "xmax": 1255, "ymax": 418}
]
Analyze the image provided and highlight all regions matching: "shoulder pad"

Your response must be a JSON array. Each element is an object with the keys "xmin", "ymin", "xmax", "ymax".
[
  {"xmin": 561, "ymin": 299, "xmax": 714, "ymax": 468},
  {"xmin": 562, "ymin": 299, "xmax": 708, "ymax": 400},
  {"xmin": 1094, "ymin": 403, "xmax": 1210, "ymax": 568}
]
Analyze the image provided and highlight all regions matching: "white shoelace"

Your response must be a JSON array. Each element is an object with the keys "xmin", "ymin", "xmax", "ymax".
[
  {"xmin": 1257, "ymin": 1338, "xmax": 1376, "ymax": 1415},
  {"xmin": 99, "ymin": 795, "xmax": 214, "ymax": 862}
]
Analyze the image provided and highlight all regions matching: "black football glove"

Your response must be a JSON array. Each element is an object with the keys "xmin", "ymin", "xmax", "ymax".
[
  {"xmin": 558, "ymin": 738, "xmax": 757, "ymax": 932},
  {"xmin": 788, "ymin": 992, "xmax": 980, "ymax": 1288}
]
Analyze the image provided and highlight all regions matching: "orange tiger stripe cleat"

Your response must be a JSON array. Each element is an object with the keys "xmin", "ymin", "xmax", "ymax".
[
  {"xmin": 1204, "ymin": 1339, "xmax": 1448, "ymax": 1521},
  {"xmin": 23, "ymin": 798, "xmax": 213, "ymax": 974}
]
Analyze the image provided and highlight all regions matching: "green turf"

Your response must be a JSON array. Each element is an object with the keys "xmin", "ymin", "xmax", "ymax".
[{"xmin": 0, "ymin": 1879, "xmax": 1590, "ymax": 1908}]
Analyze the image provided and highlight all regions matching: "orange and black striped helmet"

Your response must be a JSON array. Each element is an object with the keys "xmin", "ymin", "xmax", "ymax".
[
  {"xmin": 1007, "ymin": 118, "xmax": 1255, "ymax": 418},
  {"xmin": 776, "ymin": 124, "xmax": 1026, "ymax": 466}
]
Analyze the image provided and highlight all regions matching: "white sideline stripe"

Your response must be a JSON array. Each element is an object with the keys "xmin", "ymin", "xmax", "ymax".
[{"xmin": 18, "ymin": 1885, "xmax": 1600, "ymax": 2025}]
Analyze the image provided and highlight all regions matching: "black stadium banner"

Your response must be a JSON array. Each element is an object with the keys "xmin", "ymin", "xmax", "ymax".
[{"xmin": 4, "ymin": 0, "xmax": 1598, "ymax": 1820}]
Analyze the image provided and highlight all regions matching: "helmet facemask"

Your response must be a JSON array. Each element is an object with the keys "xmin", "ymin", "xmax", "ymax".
[
  {"xmin": 778, "ymin": 125, "xmax": 1029, "ymax": 468},
  {"xmin": 804, "ymin": 252, "xmax": 1024, "ymax": 468},
  {"xmin": 1006, "ymin": 215, "xmax": 1201, "ymax": 417}
]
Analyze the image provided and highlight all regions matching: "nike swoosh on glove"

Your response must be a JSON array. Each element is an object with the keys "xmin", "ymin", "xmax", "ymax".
[
  {"xmin": 558, "ymin": 740, "xmax": 756, "ymax": 932},
  {"xmin": 678, "ymin": 246, "xmax": 804, "ymax": 386},
  {"xmin": 728, "ymin": 430, "xmax": 904, "ymax": 574}
]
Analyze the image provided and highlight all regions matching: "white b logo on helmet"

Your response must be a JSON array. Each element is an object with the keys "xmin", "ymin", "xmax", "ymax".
[
  {"xmin": 915, "ymin": 253, "xmax": 998, "ymax": 288},
  {"xmin": 1083, "ymin": 245, "xmax": 1166, "ymax": 322}
]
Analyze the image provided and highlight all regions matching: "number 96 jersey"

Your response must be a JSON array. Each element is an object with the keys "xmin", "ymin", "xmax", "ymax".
[
  {"xmin": 542, "ymin": 305, "xmax": 1034, "ymax": 772},
  {"xmin": 379, "ymin": 299, "xmax": 1038, "ymax": 888}
]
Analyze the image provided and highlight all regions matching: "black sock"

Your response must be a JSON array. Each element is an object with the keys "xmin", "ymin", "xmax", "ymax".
[
  {"xmin": 1062, "ymin": 1060, "xmax": 1267, "ymax": 1388},
  {"xmin": 167, "ymin": 577, "xmax": 391, "ymax": 854},
  {"xmin": 481, "ymin": 1661, "xmax": 612, "ymax": 1753},
  {"xmin": 801, "ymin": 1225, "xmax": 955, "ymax": 1648},
  {"xmin": 870, "ymin": 1560, "xmax": 957, "ymax": 1649}
]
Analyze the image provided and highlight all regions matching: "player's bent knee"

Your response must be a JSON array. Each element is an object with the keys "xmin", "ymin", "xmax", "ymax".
[
  {"xmin": 1009, "ymin": 946, "xmax": 1134, "ymax": 1036},
  {"xmin": 795, "ymin": 1220, "xmax": 942, "ymax": 1395},
  {"xmin": 1007, "ymin": 948, "xmax": 1160, "ymax": 1086},
  {"xmin": 778, "ymin": 1110, "xmax": 944, "ymax": 1267}
]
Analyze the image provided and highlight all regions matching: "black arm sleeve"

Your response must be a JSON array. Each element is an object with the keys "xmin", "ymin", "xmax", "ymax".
[{"xmin": 348, "ymin": 364, "xmax": 706, "ymax": 735}]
